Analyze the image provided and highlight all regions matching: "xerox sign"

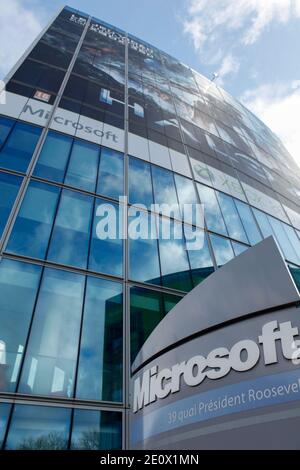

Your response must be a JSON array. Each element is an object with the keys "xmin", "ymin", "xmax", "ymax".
[{"xmin": 130, "ymin": 239, "xmax": 300, "ymax": 449}]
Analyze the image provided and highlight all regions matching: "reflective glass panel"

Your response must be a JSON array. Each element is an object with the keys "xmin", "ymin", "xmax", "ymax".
[
  {"xmin": 0, "ymin": 172, "xmax": 22, "ymax": 237},
  {"xmin": 158, "ymin": 218, "xmax": 192, "ymax": 291},
  {"xmin": 97, "ymin": 148, "xmax": 124, "ymax": 200},
  {"xmin": 197, "ymin": 184, "xmax": 227, "ymax": 236},
  {"xmin": 210, "ymin": 234, "xmax": 234, "ymax": 267},
  {"xmin": 65, "ymin": 140, "xmax": 99, "ymax": 192},
  {"xmin": 129, "ymin": 210, "xmax": 160, "ymax": 284},
  {"xmin": 0, "ymin": 122, "xmax": 41, "ymax": 172},
  {"xmin": 7, "ymin": 181, "xmax": 60, "ymax": 259},
  {"xmin": 34, "ymin": 131, "xmax": 73, "ymax": 183},
  {"xmin": 235, "ymin": 200, "xmax": 262, "ymax": 245},
  {"xmin": 0, "ymin": 260, "xmax": 41, "ymax": 393},
  {"xmin": 130, "ymin": 287, "xmax": 181, "ymax": 362},
  {"xmin": 174, "ymin": 174, "xmax": 199, "ymax": 224},
  {"xmin": 232, "ymin": 241, "xmax": 249, "ymax": 256},
  {"xmin": 268, "ymin": 216, "xmax": 298, "ymax": 264},
  {"xmin": 289, "ymin": 264, "xmax": 300, "ymax": 292},
  {"xmin": 152, "ymin": 166, "xmax": 180, "ymax": 219},
  {"xmin": 283, "ymin": 225, "xmax": 300, "ymax": 265},
  {"xmin": 253, "ymin": 209, "xmax": 274, "ymax": 238},
  {"xmin": 18, "ymin": 268, "xmax": 85, "ymax": 398},
  {"xmin": 89, "ymin": 200, "xmax": 123, "ymax": 277},
  {"xmin": 128, "ymin": 156, "xmax": 153, "ymax": 209},
  {"xmin": 76, "ymin": 277, "xmax": 123, "ymax": 402},
  {"xmin": 47, "ymin": 189, "xmax": 94, "ymax": 268},
  {"xmin": 217, "ymin": 192, "xmax": 248, "ymax": 243},
  {"xmin": 5, "ymin": 405, "xmax": 71, "ymax": 450},
  {"xmin": 71, "ymin": 409, "xmax": 122, "ymax": 450},
  {"xmin": 185, "ymin": 226, "xmax": 214, "ymax": 286},
  {"xmin": 0, "ymin": 117, "xmax": 14, "ymax": 147}
]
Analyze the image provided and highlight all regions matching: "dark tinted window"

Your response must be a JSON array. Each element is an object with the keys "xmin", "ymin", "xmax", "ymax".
[
  {"xmin": 76, "ymin": 277, "xmax": 123, "ymax": 402},
  {"xmin": 71, "ymin": 409, "xmax": 122, "ymax": 450},
  {"xmin": 5, "ymin": 405, "xmax": 71, "ymax": 450}
]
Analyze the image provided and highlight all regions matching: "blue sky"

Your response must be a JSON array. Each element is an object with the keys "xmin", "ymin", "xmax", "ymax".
[{"xmin": 1, "ymin": 0, "xmax": 300, "ymax": 166}]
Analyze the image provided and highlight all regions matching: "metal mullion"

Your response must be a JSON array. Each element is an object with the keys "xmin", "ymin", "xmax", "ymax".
[
  {"xmin": 60, "ymin": 134, "xmax": 77, "ymax": 188},
  {"xmin": 124, "ymin": 30, "xmax": 130, "ymax": 451},
  {"xmin": 72, "ymin": 275, "xmax": 88, "ymax": 402},
  {"xmin": 0, "ymin": 392, "xmax": 125, "ymax": 410},
  {"xmin": 29, "ymin": 174, "xmax": 125, "ymax": 207},
  {"xmin": 128, "ymin": 279, "xmax": 185, "ymax": 298},
  {"xmin": 231, "ymin": 197, "xmax": 252, "ymax": 245},
  {"xmin": 1, "ymin": 251, "xmax": 188, "ymax": 297},
  {"xmin": 39, "ymin": 186, "xmax": 63, "ymax": 263},
  {"xmin": 0, "ymin": 167, "xmax": 28, "ymax": 179},
  {"xmin": 2, "ymin": 252, "xmax": 125, "ymax": 284},
  {"xmin": 67, "ymin": 408, "xmax": 75, "ymax": 450}
]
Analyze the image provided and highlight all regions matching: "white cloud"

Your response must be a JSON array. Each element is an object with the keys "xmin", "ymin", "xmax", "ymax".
[
  {"xmin": 0, "ymin": 0, "xmax": 46, "ymax": 79},
  {"xmin": 216, "ymin": 54, "xmax": 240, "ymax": 86},
  {"xmin": 183, "ymin": 0, "xmax": 300, "ymax": 81},
  {"xmin": 240, "ymin": 82, "xmax": 300, "ymax": 167},
  {"xmin": 184, "ymin": 0, "xmax": 300, "ymax": 49}
]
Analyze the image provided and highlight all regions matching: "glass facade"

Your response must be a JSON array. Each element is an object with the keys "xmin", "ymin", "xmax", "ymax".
[{"xmin": 0, "ymin": 5, "xmax": 299, "ymax": 449}]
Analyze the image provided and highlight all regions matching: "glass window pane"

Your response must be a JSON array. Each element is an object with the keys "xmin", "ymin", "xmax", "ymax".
[
  {"xmin": 65, "ymin": 140, "xmax": 99, "ymax": 192},
  {"xmin": 174, "ymin": 174, "xmax": 199, "ymax": 224},
  {"xmin": 197, "ymin": 184, "xmax": 227, "ymax": 236},
  {"xmin": 89, "ymin": 200, "xmax": 123, "ymax": 277},
  {"xmin": 130, "ymin": 287, "xmax": 181, "ymax": 362},
  {"xmin": 71, "ymin": 409, "xmax": 122, "ymax": 450},
  {"xmin": 235, "ymin": 200, "xmax": 262, "ymax": 245},
  {"xmin": 0, "ymin": 403, "xmax": 11, "ymax": 448},
  {"xmin": 7, "ymin": 181, "xmax": 60, "ymax": 259},
  {"xmin": 283, "ymin": 225, "xmax": 300, "ymax": 265},
  {"xmin": 232, "ymin": 241, "xmax": 249, "ymax": 256},
  {"xmin": 174, "ymin": 174, "xmax": 198, "ymax": 206},
  {"xmin": 158, "ymin": 218, "xmax": 192, "ymax": 291},
  {"xmin": 12, "ymin": 60, "xmax": 64, "ymax": 92},
  {"xmin": 289, "ymin": 264, "xmax": 300, "ymax": 292},
  {"xmin": 97, "ymin": 148, "xmax": 124, "ymax": 200},
  {"xmin": 47, "ymin": 189, "xmax": 94, "ymax": 268},
  {"xmin": 0, "ymin": 122, "xmax": 41, "ymax": 172},
  {"xmin": 18, "ymin": 268, "xmax": 85, "ymax": 398},
  {"xmin": 185, "ymin": 226, "xmax": 214, "ymax": 286},
  {"xmin": 34, "ymin": 131, "xmax": 73, "ymax": 183},
  {"xmin": 0, "ymin": 117, "xmax": 14, "ymax": 148},
  {"xmin": 0, "ymin": 172, "xmax": 22, "ymax": 237},
  {"xmin": 152, "ymin": 166, "xmax": 180, "ymax": 219},
  {"xmin": 210, "ymin": 234, "xmax": 234, "ymax": 267},
  {"xmin": 5, "ymin": 405, "xmax": 71, "ymax": 450},
  {"xmin": 76, "ymin": 277, "xmax": 123, "ymax": 403},
  {"xmin": 129, "ymin": 210, "xmax": 160, "ymax": 284},
  {"xmin": 217, "ymin": 192, "xmax": 248, "ymax": 243},
  {"xmin": 268, "ymin": 216, "xmax": 298, "ymax": 263},
  {"xmin": 129, "ymin": 156, "xmax": 153, "ymax": 209},
  {"xmin": 0, "ymin": 260, "xmax": 41, "ymax": 393},
  {"xmin": 253, "ymin": 209, "xmax": 274, "ymax": 238}
]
